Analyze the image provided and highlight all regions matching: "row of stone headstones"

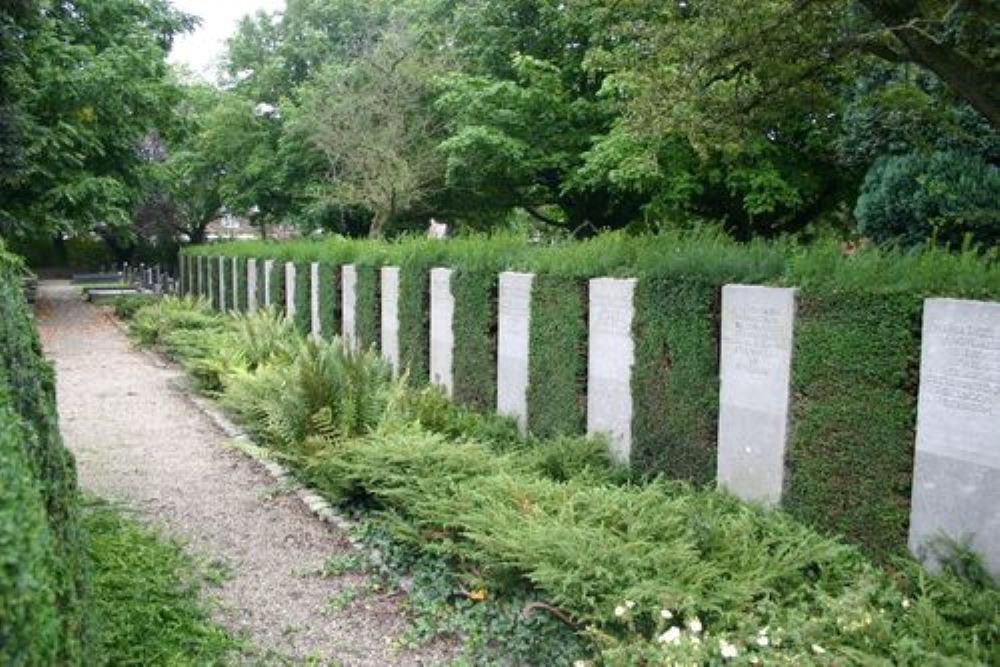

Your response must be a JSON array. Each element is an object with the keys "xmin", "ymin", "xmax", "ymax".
[
  {"xmin": 122, "ymin": 262, "xmax": 175, "ymax": 294},
  {"xmin": 186, "ymin": 256, "xmax": 999, "ymax": 577}
]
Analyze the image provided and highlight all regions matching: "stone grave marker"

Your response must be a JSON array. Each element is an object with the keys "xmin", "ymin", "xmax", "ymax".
[
  {"xmin": 285, "ymin": 262, "xmax": 296, "ymax": 318},
  {"xmin": 587, "ymin": 278, "xmax": 638, "ymax": 465},
  {"xmin": 430, "ymin": 268, "xmax": 455, "ymax": 395},
  {"xmin": 342, "ymin": 265, "xmax": 357, "ymax": 349},
  {"xmin": 263, "ymin": 260, "xmax": 274, "ymax": 308},
  {"xmin": 909, "ymin": 298, "xmax": 1000, "ymax": 577},
  {"xmin": 716, "ymin": 285, "xmax": 798, "ymax": 507},
  {"xmin": 498, "ymin": 272, "xmax": 533, "ymax": 432},
  {"xmin": 247, "ymin": 259, "xmax": 258, "ymax": 312},
  {"xmin": 310, "ymin": 262, "xmax": 321, "ymax": 338},
  {"xmin": 381, "ymin": 267, "xmax": 400, "ymax": 373}
]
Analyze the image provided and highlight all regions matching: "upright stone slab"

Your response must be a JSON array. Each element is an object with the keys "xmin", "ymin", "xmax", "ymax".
[
  {"xmin": 263, "ymin": 260, "xmax": 274, "ymax": 308},
  {"xmin": 197, "ymin": 256, "xmax": 206, "ymax": 298},
  {"xmin": 430, "ymin": 268, "xmax": 455, "ymax": 396},
  {"xmin": 587, "ymin": 278, "xmax": 637, "ymax": 464},
  {"xmin": 909, "ymin": 298, "xmax": 1000, "ymax": 577},
  {"xmin": 206, "ymin": 258, "xmax": 215, "ymax": 307},
  {"xmin": 217, "ymin": 256, "xmax": 227, "ymax": 312},
  {"xmin": 497, "ymin": 272, "xmax": 533, "ymax": 432},
  {"xmin": 310, "ymin": 263, "xmax": 321, "ymax": 338},
  {"xmin": 381, "ymin": 267, "xmax": 400, "ymax": 373},
  {"xmin": 716, "ymin": 285, "xmax": 798, "ymax": 507},
  {"xmin": 247, "ymin": 259, "xmax": 258, "ymax": 313},
  {"xmin": 285, "ymin": 262, "xmax": 297, "ymax": 318},
  {"xmin": 231, "ymin": 257, "xmax": 240, "ymax": 312},
  {"xmin": 342, "ymin": 265, "xmax": 358, "ymax": 349}
]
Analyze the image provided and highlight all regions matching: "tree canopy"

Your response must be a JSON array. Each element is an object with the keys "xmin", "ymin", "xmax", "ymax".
[{"xmin": 1, "ymin": 0, "xmax": 996, "ymax": 248}]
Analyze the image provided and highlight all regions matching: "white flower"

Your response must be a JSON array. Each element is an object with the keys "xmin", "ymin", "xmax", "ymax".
[
  {"xmin": 719, "ymin": 639, "xmax": 739, "ymax": 659},
  {"xmin": 902, "ymin": 598, "xmax": 911, "ymax": 609},
  {"xmin": 755, "ymin": 635, "xmax": 770, "ymax": 648},
  {"xmin": 811, "ymin": 644, "xmax": 827, "ymax": 655},
  {"xmin": 573, "ymin": 661, "xmax": 589, "ymax": 667},
  {"xmin": 660, "ymin": 608, "xmax": 674, "ymax": 620},
  {"xmin": 657, "ymin": 626, "xmax": 682, "ymax": 645},
  {"xmin": 686, "ymin": 616, "xmax": 703, "ymax": 634},
  {"xmin": 614, "ymin": 605, "xmax": 628, "ymax": 618},
  {"xmin": 625, "ymin": 599, "xmax": 636, "ymax": 610}
]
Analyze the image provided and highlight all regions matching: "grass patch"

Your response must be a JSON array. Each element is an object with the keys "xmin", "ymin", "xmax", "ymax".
[{"xmin": 83, "ymin": 498, "xmax": 240, "ymax": 665}]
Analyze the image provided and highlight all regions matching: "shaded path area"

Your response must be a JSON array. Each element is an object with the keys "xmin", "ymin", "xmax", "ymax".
[{"xmin": 36, "ymin": 281, "xmax": 453, "ymax": 666}]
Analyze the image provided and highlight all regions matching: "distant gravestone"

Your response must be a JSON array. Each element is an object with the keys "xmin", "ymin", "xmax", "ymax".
[
  {"xmin": 247, "ymin": 259, "xmax": 258, "ymax": 312},
  {"xmin": 342, "ymin": 265, "xmax": 358, "ymax": 349},
  {"xmin": 909, "ymin": 298, "xmax": 1000, "ymax": 578},
  {"xmin": 381, "ymin": 267, "xmax": 401, "ymax": 373},
  {"xmin": 498, "ymin": 272, "xmax": 533, "ymax": 432},
  {"xmin": 310, "ymin": 262, "xmax": 321, "ymax": 338},
  {"xmin": 206, "ymin": 258, "xmax": 215, "ymax": 307},
  {"xmin": 587, "ymin": 278, "xmax": 638, "ymax": 465},
  {"xmin": 231, "ymin": 257, "xmax": 239, "ymax": 312},
  {"xmin": 197, "ymin": 257, "xmax": 206, "ymax": 298},
  {"xmin": 430, "ymin": 268, "xmax": 455, "ymax": 395},
  {"xmin": 217, "ymin": 256, "xmax": 227, "ymax": 311},
  {"xmin": 285, "ymin": 262, "xmax": 296, "ymax": 318},
  {"xmin": 263, "ymin": 260, "xmax": 274, "ymax": 308},
  {"xmin": 716, "ymin": 285, "xmax": 798, "ymax": 507}
]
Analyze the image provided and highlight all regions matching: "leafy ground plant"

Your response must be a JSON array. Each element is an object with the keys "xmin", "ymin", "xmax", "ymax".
[{"xmin": 83, "ymin": 497, "xmax": 241, "ymax": 665}]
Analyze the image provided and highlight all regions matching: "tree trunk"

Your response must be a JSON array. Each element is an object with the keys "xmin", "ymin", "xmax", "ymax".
[{"xmin": 860, "ymin": 0, "xmax": 1000, "ymax": 128}]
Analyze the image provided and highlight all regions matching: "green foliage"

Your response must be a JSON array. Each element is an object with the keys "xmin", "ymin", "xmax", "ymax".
[
  {"xmin": 267, "ymin": 259, "xmax": 285, "ymax": 314},
  {"xmin": 317, "ymin": 262, "xmax": 337, "ymax": 339},
  {"xmin": 528, "ymin": 275, "xmax": 586, "ymax": 437},
  {"xmin": 855, "ymin": 150, "xmax": 1000, "ymax": 248},
  {"xmin": 112, "ymin": 294, "xmax": 159, "ymax": 320},
  {"xmin": 451, "ymin": 268, "xmax": 496, "ymax": 411},
  {"xmin": 786, "ymin": 291, "xmax": 921, "ymax": 559},
  {"xmin": 293, "ymin": 261, "xmax": 310, "ymax": 333},
  {"xmin": 135, "ymin": 295, "xmax": 1000, "ymax": 664},
  {"xmin": 0, "ymin": 243, "xmax": 91, "ymax": 664},
  {"xmin": 83, "ymin": 499, "xmax": 238, "ymax": 665},
  {"xmin": 631, "ymin": 279, "xmax": 719, "ymax": 483},
  {"xmin": 354, "ymin": 265, "xmax": 379, "ymax": 351}
]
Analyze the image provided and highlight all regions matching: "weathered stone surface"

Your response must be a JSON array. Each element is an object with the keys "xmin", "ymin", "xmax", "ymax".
[
  {"xmin": 587, "ymin": 278, "xmax": 637, "ymax": 464},
  {"xmin": 218, "ymin": 256, "xmax": 227, "ymax": 312},
  {"xmin": 342, "ymin": 265, "xmax": 357, "ymax": 349},
  {"xmin": 909, "ymin": 298, "xmax": 1000, "ymax": 577},
  {"xmin": 497, "ymin": 272, "xmax": 533, "ymax": 432},
  {"xmin": 430, "ymin": 268, "xmax": 455, "ymax": 395},
  {"xmin": 247, "ymin": 259, "xmax": 258, "ymax": 312},
  {"xmin": 285, "ymin": 262, "xmax": 297, "ymax": 318},
  {"xmin": 310, "ymin": 262, "xmax": 321, "ymax": 338},
  {"xmin": 263, "ymin": 260, "xmax": 274, "ymax": 308},
  {"xmin": 381, "ymin": 267, "xmax": 400, "ymax": 373},
  {"xmin": 716, "ymin": 285, "xmax": 798, "ymax": 507},
  {"xmin": 206, "ymin": 258, "xmax": 215, "ymax": 307},
  {"xmin": 197, "ymin": 256, "xmax": 206, "ymax": 298},
  {"xmin": 232, "ymin": 257, "xmax": 239, "ymax": 312}
]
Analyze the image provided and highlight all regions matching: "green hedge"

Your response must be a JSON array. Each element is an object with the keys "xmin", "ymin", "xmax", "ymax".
[
  {"xmin": 294, "ymin": 262, "xmax": 310, "ymax": 333},
  {"xmin": 785, "ymin": 291, "xmax": 921, "ymax": 559},
  {"xmin": 355, "ymin": 265, "xmax": 379, "ymax": 350},
  {"xmin": 0, "ymin": 243, "xmax": 91, "ymax": 664},
  {"xmin": 234, "ymin": 257, "xmax": 248, "ymax": 312},
  {"xmin": 267, "ymin": 260, "xmax": 285, "ymax": 313},
  {"xmin": 182, "ymin": 235, "xmax": 999, "ymax": 559},
  {"xmin": 451, "ymin": 268, "xmax": 497, "ymax": 411},
  {"xmin": 527, "ymin": 275, "xmax": 587, "ymax": 438},
  {"xmin": 318, "ymin": 263, "xmax": 338, "ymax": 339},
  {"xmin": 631, "ymin": 279, "xmax": 721, "ymax": 484}
]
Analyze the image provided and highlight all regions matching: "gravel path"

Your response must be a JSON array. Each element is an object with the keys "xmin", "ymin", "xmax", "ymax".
[{"xmin": 36, "ymin": 281, "xmax": 456, "ymax": 666}]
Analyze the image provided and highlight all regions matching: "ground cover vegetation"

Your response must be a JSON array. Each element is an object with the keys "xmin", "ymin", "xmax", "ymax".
[
  {"xmin": 0, "ymin": 240, "xmax": 237, "ymax": 665},
  {"xmin": 2, "ymin": 1, "xmax": 997, "ymax": 266},
  {"xmin": 124, "ymin": 292, "xmax": 999, "ymax": 665},
  {"xmin": 185, "ymin": 232, "xmax": 999, "ymax": 559}
]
